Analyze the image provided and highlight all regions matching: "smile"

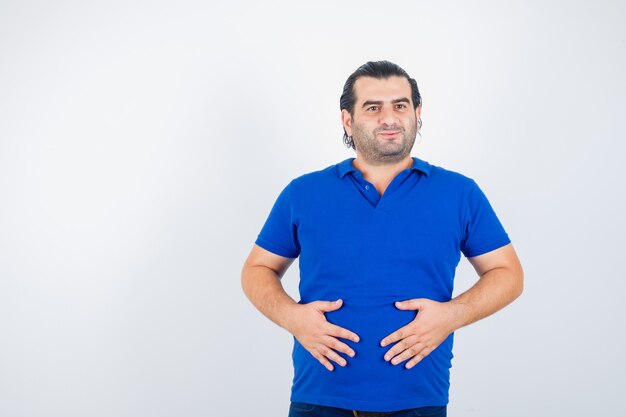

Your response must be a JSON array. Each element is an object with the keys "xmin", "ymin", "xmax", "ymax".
[{"xmin": 378, "ymin": 131, "xmax": 401, "ymax": 139}]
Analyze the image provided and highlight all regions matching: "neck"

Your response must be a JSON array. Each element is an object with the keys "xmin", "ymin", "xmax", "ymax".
[{"xmin": 352, "ymin": 155, "xmax": 414, "ymax": 187}]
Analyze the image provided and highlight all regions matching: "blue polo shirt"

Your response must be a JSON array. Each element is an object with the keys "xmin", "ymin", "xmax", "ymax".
[{"xmin": 255, "ymin": 156, "xmax": 511, "ymax": 412}]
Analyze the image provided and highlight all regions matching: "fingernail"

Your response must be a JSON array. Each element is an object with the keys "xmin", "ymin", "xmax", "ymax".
[
  {"xmin": 392, "ymin": 358, "xmax": 398, "ymax": 365},
  {"xmin": 384, "ymin": 355, "xmax": 390, "ymax": 361},
  {"xmin": 349, "ymin": 351, "xmax": 355, "ymax": 357},
  {"xmin": 381, "ymin": 341, "xmax": 386, "ymax": 347}
]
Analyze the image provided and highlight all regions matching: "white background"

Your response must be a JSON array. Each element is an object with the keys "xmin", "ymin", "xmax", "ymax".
[{"xmin": 1, "ymin": 1, "xmax": 625, "ymax": 416}]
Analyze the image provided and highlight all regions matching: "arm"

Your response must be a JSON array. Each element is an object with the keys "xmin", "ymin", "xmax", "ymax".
[
  {"xmin": 381, "ymin": 243, "xmax": 524, "ymax": 368},
  {"xmin": 448, "ymin": 242, "xmax": 524, "ymax": 329},
  {"xmin": 241, "ymin": 244, "xmax": 360, "ymax": 371},
  {"xmin": 240, "ymin": 243, "xmax": 298, "ymax": 330}
]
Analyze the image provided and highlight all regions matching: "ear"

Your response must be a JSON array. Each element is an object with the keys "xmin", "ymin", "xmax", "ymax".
[
  {"xmin": 341, "ymin": 109, "xmax": 353, "ymax": 137},
  {"xmin": 415, "ymin": 105, "xmax": 422, "ymax": 127}
]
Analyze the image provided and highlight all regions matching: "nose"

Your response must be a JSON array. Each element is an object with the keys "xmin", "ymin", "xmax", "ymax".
[{"xmin": 379, "ymin": 106, "xmax": 398, "ymax": 126}]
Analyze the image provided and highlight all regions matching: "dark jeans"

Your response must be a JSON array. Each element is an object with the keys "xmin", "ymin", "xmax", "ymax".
[{"xmin": 288, "ymin": 402, "xmax": 446, "ymax": 417}]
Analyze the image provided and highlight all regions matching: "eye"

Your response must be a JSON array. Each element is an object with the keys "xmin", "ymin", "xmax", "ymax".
[
  {"xmin": 395, "ymin": 103, "xmax": 407, "ymax": 109},
  {"xmin": 366, "ymin": 105, "xmax": 379, "ymax": 112}
]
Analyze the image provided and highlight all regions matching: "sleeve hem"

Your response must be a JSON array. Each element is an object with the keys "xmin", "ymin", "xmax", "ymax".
[
  {"xmin": 462, "ymin": 237, "xmax": 511, "ymax": 258},
  {"xmin": 255, "ymin": 236, "xmax": 300, "ymax": 259}
]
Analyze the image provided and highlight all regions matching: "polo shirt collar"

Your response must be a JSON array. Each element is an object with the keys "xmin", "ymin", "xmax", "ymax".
[{"xmin": 338, "ymin": 156, "xmax": 432, "ymax": 178}]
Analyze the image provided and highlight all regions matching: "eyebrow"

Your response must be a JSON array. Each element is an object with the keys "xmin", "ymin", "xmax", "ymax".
[{"xmin": 361, "ymin": 97, "xmax": 411, "ymax": 108}]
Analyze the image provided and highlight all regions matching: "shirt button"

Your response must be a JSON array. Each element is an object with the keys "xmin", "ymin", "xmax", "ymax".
[{"xmin": 365, "ymin": 185, "xmax": 370, "ymax": 190}]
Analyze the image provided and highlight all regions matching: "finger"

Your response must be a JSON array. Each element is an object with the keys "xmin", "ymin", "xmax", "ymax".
[
  {"xmin": 380, "ymin": 324, "xmax": 413, "ymax": 347},
  {"xmin": 326, "ymin": 323, "xmax": 360, "ymax": 343},
  {"xmin": 383, "ymin": 335, "xmax": 419, "ymax": 362},
  {"xmin": 311, "ymin": 350, "xmax": 334, "ymax": 371},
  {"xmin": 317, "ymin": 344, "xmax": 347, "ymax": 368},
  {"xmin": 405, "ymin": 346, "xmax": 432, "ymax": 369},
  {"xmin": 316, "ymin": 299, "xmax": 343, "ymax": 313},
  {"xmin": 389, "ymin": 341, "xmax": 425, "ymax": 366},
  {"xmin": 321, "ymin": 335, "xmax": 356, "ymax": 358},
  {"xmin": 394, "ymin": 298, "xmax": 426, "ymax": 311}
]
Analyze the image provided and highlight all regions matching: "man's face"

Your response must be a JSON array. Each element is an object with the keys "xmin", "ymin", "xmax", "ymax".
[{"xmin": 342, "ymin": 76, "xmax": 421, "ymax": 164}]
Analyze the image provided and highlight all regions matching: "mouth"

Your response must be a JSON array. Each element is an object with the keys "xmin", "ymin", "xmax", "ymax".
[{"xmin": 378, "ymin": 131, "xmax": 401, "ymax": 140}]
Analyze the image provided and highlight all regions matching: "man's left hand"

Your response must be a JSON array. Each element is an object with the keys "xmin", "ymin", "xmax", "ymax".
[{"xmin": 380, "ymin": 298, "xmax": 460, "ymax": 369}]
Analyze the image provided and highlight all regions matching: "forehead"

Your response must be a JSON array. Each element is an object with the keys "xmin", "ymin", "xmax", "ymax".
[{"xmin": 353, "ymin": 76, "xmax": 412, "ymax": 104}]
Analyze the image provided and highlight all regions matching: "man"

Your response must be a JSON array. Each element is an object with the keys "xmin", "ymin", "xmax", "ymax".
[{"xmin": 241, "ymin": 61, "xmax": 523, "ymax": 417}]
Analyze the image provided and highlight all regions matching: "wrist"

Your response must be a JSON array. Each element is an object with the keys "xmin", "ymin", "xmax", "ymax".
[
  {"xmin": 278, "ymin": 301, "xmax": 300, "ymax": 334},
  {"xmin": 446, "ymin": 299, "xmax": 470, "ymax": 332}
]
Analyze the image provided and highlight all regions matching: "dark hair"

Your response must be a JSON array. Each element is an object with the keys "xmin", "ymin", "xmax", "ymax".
[{"xmin": 340, "ymin": 60, "xmax": 421, "ymax": 150}]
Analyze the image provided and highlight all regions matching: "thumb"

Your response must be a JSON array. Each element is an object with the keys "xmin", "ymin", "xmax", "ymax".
[
  {"xmin": 317, "ymin": 299, "xmax": 343, "ymax": 312},
  {"xmin": 395, "ymin": 298, "xmax": 425, "ymax": 311}
]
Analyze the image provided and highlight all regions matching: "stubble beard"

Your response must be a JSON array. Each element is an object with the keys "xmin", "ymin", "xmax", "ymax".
[{"xmin": 351, "ymin": 120, "xmax": 417, "ymax": 165}]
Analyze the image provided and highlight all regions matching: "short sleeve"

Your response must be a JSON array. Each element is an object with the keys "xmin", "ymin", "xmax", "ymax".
[
  {"xmin": 254, "ymin": 182, "xmax": 301, "ymax": 258},
  {"xmin": 460, "ymin": 180, "xmax": 511, "ymax": 258}
]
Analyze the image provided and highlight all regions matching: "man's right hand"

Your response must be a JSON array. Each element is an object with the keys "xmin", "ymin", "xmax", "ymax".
[{"xmin": 285, "ymin": 299, "xmax": 360, "ymax": 371}]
